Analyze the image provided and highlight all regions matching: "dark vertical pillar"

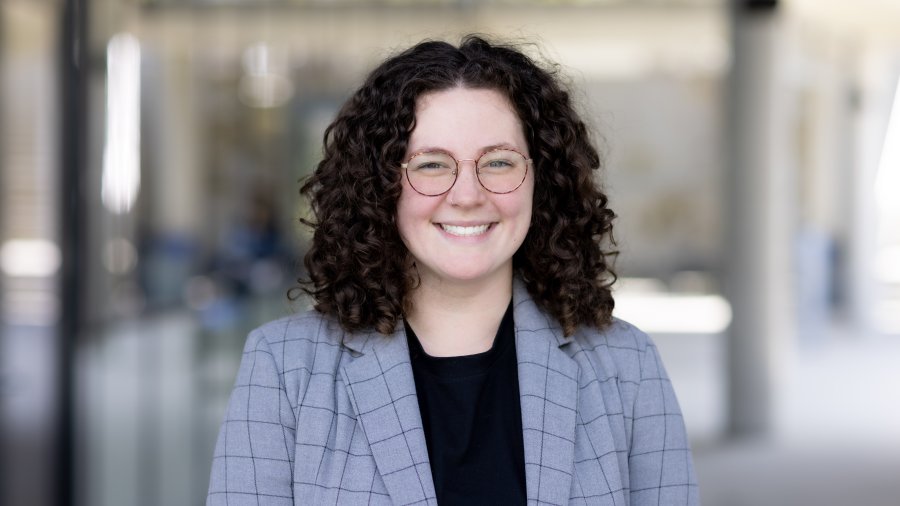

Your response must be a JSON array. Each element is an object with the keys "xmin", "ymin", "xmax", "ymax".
[{"xmin": 59, "ymin": 0, "xmax": 88, "ymax": 505}]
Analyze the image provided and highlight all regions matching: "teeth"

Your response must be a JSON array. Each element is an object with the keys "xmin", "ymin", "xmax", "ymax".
[{"xmin": 440, "ymin": 224, "xmax": 490, "ymax": 237}]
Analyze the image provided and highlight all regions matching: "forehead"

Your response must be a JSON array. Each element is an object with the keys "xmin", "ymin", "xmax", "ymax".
[
  {"xmin": 408, "ymin": 87, "xmax": 526, "ymax": 153},
  {"xmin": 415, "ymin": 86, "xmax": 515, "ymax": 113}
]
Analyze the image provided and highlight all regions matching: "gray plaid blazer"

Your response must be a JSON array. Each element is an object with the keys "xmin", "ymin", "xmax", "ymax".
[{"xmin": 208, "ymin": 279, "xmax": 699, "ymax": 505}]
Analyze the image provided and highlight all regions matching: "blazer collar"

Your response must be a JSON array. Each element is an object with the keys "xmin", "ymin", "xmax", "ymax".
[
  {"xmin": 340, "ymin": 278, "xmax": 579, "ymax": 505},
  {"xmin": 512, "ymin": 277, "xmax": 580, "ymax": 504},
  {"xmin": 340, "ymin": 323, "xmax": 438, "ymax": 505}
]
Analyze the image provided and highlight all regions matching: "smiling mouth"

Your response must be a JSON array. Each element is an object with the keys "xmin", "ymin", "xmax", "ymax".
[{"xmin": 438, "ymin": 223, "xmax": 492, "ymax": 237}]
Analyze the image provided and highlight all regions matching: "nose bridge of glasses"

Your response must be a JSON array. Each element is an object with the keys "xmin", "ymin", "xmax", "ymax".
[{"xmin": 451, "ymin": 157, "xmax": 480, "ymax": 178}]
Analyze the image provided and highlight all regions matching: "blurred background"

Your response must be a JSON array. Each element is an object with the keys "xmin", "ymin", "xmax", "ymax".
[{"xmin": 1, "ymin": 0, "xmax": 899, "ymax": 504}]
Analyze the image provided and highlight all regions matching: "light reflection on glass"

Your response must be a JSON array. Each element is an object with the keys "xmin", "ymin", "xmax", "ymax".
[
  {"xmin": 0, "ymin": 239, "xmax": 61, "ymax": 277},
  {"xmin": 102, "ymin": 238, "xmax": 138, "ymax": 275},
  {"xmin": 875, "ymin": 74, "xmax": 900, "ymax": 240},
  {"xmin": 613, "ymin": 277, "xmax": 732, "ymax": 334},
  {"xmin": 101, "ymin": 33, "xmax": 141, "ymax": 214},
  {"xmin": 238, "ymin": 42, "xmax": 294, "ymax": 108}
]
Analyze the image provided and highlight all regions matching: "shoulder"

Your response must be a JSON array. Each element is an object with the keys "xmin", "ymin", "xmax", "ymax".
[
  {"xmin": 575, "ymin": 317, "xmax": 653, "ymax": 352},
  {"xmin": 241, "ymin": 308, "xmax": 347, "ymax": 374},
  {"xmin": 570, "ymin": 317, "xmax": 656, "ymax": 382},
  {"xmin": 252, "ymin": 308, "xmax": 343, "ymax": 343}
]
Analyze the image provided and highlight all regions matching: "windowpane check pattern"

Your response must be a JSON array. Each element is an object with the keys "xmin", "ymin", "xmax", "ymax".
[{"xmin": 208, "ymin": 279, "xmax": 699, "ymax": 505}]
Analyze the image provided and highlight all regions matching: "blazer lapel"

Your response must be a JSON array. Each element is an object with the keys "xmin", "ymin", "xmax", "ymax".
[
  {"xmin": 341, "ymin": 326, "xmax": 437, "ymax": 506},
  {"xmin": 513, "ymin": 279, "xmax": 580, "ymax": 505}
]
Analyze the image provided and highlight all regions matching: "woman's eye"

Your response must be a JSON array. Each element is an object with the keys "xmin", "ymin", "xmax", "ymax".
[
  {"xmin": 482, "ymin": 159, "xmax": 513, "ymax": 169},
  {"xmin": 416, "ymin": 161, "xmax": 449, "ymax": 170}
]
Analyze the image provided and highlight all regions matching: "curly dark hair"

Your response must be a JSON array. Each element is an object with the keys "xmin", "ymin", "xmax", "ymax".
[{"xmin": 296, "ymin": 35, "xmax": 617, "ymax": 336}]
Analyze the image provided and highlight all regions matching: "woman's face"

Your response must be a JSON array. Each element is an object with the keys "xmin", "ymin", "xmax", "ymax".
[{"xmin": 396, "ymin": 87, "xmax": 534, "ymax": 290}]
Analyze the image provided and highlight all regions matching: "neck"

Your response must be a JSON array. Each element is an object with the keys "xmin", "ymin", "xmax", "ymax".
[{"xmin": 405, "ymin": 269, "xmax": 513, "ymax": 357}]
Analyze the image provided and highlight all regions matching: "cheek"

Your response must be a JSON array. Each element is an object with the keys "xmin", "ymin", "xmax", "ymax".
[
  {"xmin": 516, "ymin": 180, "xmax": 535, "ymax": 224},
  {"xmin": 395, "ymin": 185, "xmax": 431, "ymax": 244},
  {"xmin": 395, "ymin": 195, "xmax": 414, "ymax": 245},
  {"xmin": 514, "ymin": 188, "xmax": 535, "ymax": 244}
]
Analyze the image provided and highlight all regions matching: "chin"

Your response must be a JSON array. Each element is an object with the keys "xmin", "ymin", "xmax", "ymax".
[
  {"xmin": 439, "ymin": 271, "xmax": 487, "ymax": 283},
  {"xmin": 435, "ymin": 265, "xmax": 508, "ymax": 284}
]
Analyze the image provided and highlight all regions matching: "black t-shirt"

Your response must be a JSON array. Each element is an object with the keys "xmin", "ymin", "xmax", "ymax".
[{"xmin": 404, "ymin": 302, "xmax": 527, "ymax": 505}]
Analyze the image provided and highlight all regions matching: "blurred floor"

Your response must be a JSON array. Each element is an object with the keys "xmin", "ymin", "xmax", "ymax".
[
  {"xmin": 695, "ymin": 438, "xmax": 900, "ymax": 506},
  {"xmin": 0, "ymin": 323, "xmax": 59, "ymax": 506},
  {"xmin": 657, "ymin": 324, "xmax": 900, "ymax": 506}
]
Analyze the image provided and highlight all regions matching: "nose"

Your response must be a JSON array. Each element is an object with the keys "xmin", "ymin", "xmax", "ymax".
[{"xmin": 446, "ymin": 159, "xmax": 486, "ymax": 206}]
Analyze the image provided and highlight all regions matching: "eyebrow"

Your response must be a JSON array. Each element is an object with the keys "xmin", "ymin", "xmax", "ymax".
[{"xmin": 409, "ymin": 143, "xmax": 521, "ymax": 155}]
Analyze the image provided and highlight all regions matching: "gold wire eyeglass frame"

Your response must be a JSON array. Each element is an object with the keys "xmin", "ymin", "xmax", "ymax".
[{"xmin": 400, "ymin": 147, "xmax": 532, "ymax": 196}]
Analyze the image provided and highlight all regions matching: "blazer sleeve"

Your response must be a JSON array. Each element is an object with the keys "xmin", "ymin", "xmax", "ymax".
[
  {"xmin": 208, "ymin": 329, "xmax": 296, "ymax": 505},
  {"xmin": 628, "ymin": 340, "xmax": 700, "ymax": 505}
]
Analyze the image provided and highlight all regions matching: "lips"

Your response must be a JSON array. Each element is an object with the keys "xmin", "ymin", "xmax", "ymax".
[{"xmin": 438, "ymin": 223, "xmax": 492, "ymax": 237}]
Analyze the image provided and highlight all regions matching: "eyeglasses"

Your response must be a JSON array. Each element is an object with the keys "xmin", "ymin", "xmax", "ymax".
[{"xmin": 401, "ymin": 148, "xmax": 531, "ymax": 196}]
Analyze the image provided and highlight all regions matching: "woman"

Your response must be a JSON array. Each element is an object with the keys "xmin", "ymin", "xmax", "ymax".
[{"xmin": 208, "ymin": 36, "xmax": 699, "ymax": 505}]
